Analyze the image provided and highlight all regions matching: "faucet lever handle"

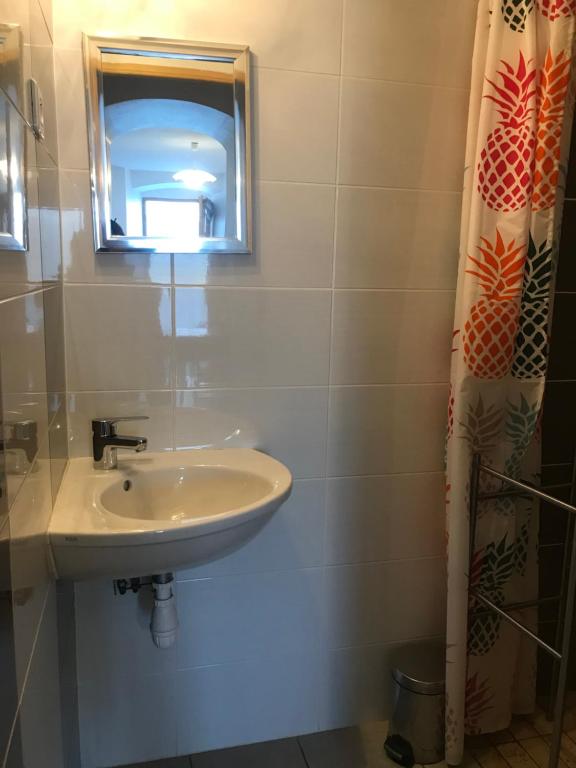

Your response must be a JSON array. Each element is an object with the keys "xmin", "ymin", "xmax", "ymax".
[{"xmin": 92, "ymin": 416, "xmax": 149, "ymax": 438}]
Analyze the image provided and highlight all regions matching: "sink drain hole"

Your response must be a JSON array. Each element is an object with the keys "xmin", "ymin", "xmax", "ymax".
[{"xmin": 123, "ymin": 480, "xmax": 132, "ymax": 491}]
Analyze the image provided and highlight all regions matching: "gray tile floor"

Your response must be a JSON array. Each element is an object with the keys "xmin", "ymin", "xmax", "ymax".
[
  {"xmin": 121, "ymin": 721, "xmax": 392, "ymax": 768},
  {"xmin": 118, "ymin": 708, "xmax": 576, "ymax": 768}
]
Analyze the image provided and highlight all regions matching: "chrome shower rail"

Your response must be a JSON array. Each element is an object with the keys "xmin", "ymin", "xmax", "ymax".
[{"xmin": 468, "ymin": 453, "xmax": 576, "ymax": 768}]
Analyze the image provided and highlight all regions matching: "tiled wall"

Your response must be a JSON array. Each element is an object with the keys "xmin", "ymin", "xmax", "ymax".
[
  {"xmin": 52, "ymin": 0, "xmax": 477, "ymax": 765},
  {"xmin": 0, "ymin": 0, "xmax": 69, "ymax": 765}
]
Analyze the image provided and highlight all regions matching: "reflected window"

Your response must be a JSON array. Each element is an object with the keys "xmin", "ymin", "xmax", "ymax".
[{"xmin": 143, "ymin": 198, "xmax": 200, "ymax": 239}]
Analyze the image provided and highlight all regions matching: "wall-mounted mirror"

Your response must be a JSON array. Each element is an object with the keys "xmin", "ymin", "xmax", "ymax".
[
  {"xmin": 83, "ymin": 36, "xmax": 252, "ymax": 254},
  {"xmin": 0, "ymin": 23, "xmax": 27, "ymax": 252}
]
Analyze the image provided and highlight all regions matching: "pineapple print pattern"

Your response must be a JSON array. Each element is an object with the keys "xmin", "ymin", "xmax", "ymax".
[
  {"xmin": 512, "ymin": 236, "xmax": 554, "ymax": 378},
  {"xmin": 501, "ymin": 0, "xmax": 535, "ymax": 31},
  {"xmin": 505, "ymin": 394, "xmax": 541, "ymax": 474},
  {"xmin": 477, "ymin": 53, "xmax": 537, "ymax": 211},
  {"xmin": 465, "ymin": 674, "xmax": 495, "ymax": 734},
  {"xmin": 462, "ymin": 230, "xmax": 526, "ymax": 379},
  {"xmin": 538, "ymin": 0, "xmax": 576, "ymax": 20},
  {"xmin": 459, "ymin": 395, "xmax": 503, "ymax": 455},
  {"xmin": 469, "ymin": 535, "xmax": 518, "ymax": 656},
  {"xmin": 532, "ymin": 50, "xmax": 572, "ymax": 211},
  {"xmin": 501, "ymin": 0, "xmax": 575, "ymax": 31}
]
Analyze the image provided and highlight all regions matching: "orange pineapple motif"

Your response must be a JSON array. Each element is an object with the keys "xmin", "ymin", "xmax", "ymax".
[
  {"xmin": 532, "ymin": 48, "xmax": 572, "ymax": 211},
  {"xmin": 462, "ymin": 231, "xmax": 526, "ymax": 379},
  {"xmin": 478, "ymin": 52, "xmax": 538, "ymax": 211},
  {"xmin": 537, "ymin": 0, "xmax": 576, "ymax": 19}
]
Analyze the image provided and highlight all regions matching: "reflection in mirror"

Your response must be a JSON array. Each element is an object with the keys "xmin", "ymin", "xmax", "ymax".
[
  {"xmin": 0, "ymin": 94, "xmax": 26, "ymax": 252},
  {"xmin": 0, "ymin": 24, "xmax": 26, "ymax": 253},
  {"xmin": 84, "ymin": 37, "xmax": 252, "ymax": 254}
]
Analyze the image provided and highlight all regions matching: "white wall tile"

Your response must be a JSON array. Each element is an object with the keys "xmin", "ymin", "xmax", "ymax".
[
  {"xmin": 65, "ymin": 285, "xmax": 173, "ymax": 391},
  {"xmin": 60, "ymin": 170, "xmax": 172, "ymax": 284},
  {"xmin": 254, "ymin": 68, "xmax": 339, "ymax": 183},
  {"xmin": 179, "ymin": 479, "xmax": 325, "ymax": 578},
  {"xmin": 75, "ymin": 580, "xmax": 178, "ymax": 686},
  {"xmin": 175, "ymin": 288, "xmax": 331, "ymax": 388},
  {"xmin": 78, "ymin": 672, "xmax": 179, "ymax": 768},
  {"xmin": 67, "ymin": 390, "xmax": 173, "ymax": 456},
  {"xmin": 323, "ymin": 557, "xmax": 446, "ymax": 648},
  {"xmin": 317, "ymin": 643, "xmax": 398, "ymax": 731},
  {"xmin": 174, "ymin": 388, "xmax": 328, "ymax": 479},
  {"xmin": 54, "ymin": 0, "xmax": 343, "ymax": 74},
  {"xmin": 330, "ymin": 290, "xmax": 454, "ymax": 385},
  {"xmin": 334, "ymin": 187, "xmax": 461, "ymax": 289},
  {"xmin": 342, "ymin": 0, "xmax": 476, "ymax": 88},
  {"xmin": 175, "ymin": 653, "xmax": 320, "ymax": 755},
  {"xmin": 338, "ymin": 78, "xmax": 468, "ymax": 191},
  {"xmin": 37, "ymin": 159, "xmax": 62, "ymax": 283},
  {"xmin": 173, "ymin": 182, "xmax": 335, "ymax": 288},
  {"xmin": 325, "ymin": 473, "xmax": 445, "ymax": 565},
  {"xmin": 175, "ymin": 568, "xmax": 323, "ymax": 668},
  {"xmin": 54, "ymin": 47, "xmax": 88, "ymax": 170},
  {"xmin": 0, "ymin": 292, "xmax": 48, "ymax": 397},
  {"xmin": 327, "ymin": 384, "xmax": 448, "ymax": 476}
]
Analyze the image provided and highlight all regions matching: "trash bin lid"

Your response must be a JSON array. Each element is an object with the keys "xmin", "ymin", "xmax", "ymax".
[{"xmin": 391, "ymin": 640, "xmax": 445, "ymax": 695}]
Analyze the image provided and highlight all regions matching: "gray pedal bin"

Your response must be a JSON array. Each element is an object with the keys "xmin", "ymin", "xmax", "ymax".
[{"xmin": 388, "ymin": 640, "xmax": 446, "ymax": 765}]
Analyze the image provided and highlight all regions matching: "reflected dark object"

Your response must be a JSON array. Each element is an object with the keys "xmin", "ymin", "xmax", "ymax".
[
  {"xmin": 84, "ymin": 36, "xmax": 252, "ymax": 255},
  {"xmin": 110, "ymin": 218, "xmax": 125, "ymax": 236}
]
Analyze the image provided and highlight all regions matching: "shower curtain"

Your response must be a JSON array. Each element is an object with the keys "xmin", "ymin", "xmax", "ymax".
[{"xmin": 445, "ymin": 0, "xmax": 576, "ymax": 763}]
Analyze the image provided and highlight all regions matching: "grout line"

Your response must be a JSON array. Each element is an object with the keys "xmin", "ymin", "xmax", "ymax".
[
  {"xmin": 175, "ymin": 554, "xmax": 446, "ymax": 584},
  {"xmin": 66, "ymin": 382, "xmax": 450, "ymax": 394},
  {"xmin": 297, "ymin": 735, "xmax": 312, "ymax": 768},
  {"xmin": 58, "ymin": 165, "xmax": 465, "ymax": 195},
  {"xmin": 63, "ymin": 282, "xmax": 458, "ymax": 293}
]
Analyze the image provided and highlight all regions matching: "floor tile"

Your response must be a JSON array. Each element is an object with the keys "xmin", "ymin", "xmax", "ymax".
[
  {"xmin": 299, "ymin": 722, "xmax": 390, "ymax": 768},
  {"xmin": 496, "ymin": 742, "xmax": 539, "ymax": 768},
  {"xmin": 472, "ymin": 745, "xmax": 511, "ymax": 768},
  {"xmin": 519, "ymin": 736, "xmax": 569, "ymax": 768},
  {"xmin": 528, "ymin": 710, "xmax": 554, "ymax": 737},
  {"xmin": 191, "ymin": 737, "xmax": 305, "ymax": 768},
  {"xmin": 488, "ymin": 731, "xmax": 516, "ymax": 746}
]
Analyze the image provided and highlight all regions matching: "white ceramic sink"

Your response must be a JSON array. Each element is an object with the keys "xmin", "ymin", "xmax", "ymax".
[{"xmin": 49, "ymin": 449, "xmax": 292, "ymax": 580}]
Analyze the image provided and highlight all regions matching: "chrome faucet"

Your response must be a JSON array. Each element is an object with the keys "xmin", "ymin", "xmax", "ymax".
[{"xmin": 92, "ymin": 417, "xmax": 148, "ymax": 470}]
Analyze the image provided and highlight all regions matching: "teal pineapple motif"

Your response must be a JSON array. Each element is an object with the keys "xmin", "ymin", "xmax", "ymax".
[
  {"xmin": 469, "ymin": 535, "xmax": 517, "ymax": 656},
  {"xmin": 512, "ymin": 235, "xmax": 555, "ymax": 380},
  {"xmin": 501, "ymin": 0, "xmax": 536, "ymax": 31},
  {"xmin": 459, "ymin": 396, "xmax": 503, "ymax": 456},
  {"xmin": 504, "ymin": 394, "xmax": 540, "ymax": 478}
]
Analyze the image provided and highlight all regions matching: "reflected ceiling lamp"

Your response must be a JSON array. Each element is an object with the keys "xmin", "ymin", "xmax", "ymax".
[{"xmin": 173, "ymin": 169, "xmax": 217, "ymax": 189}]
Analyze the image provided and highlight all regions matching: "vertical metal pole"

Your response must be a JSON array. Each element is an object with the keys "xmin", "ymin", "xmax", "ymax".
[{"xmin": 548, "ymin": 452, "xmax": 576, "ymax": 768}]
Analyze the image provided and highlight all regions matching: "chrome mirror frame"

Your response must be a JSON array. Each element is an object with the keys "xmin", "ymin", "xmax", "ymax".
[{"xmin": 83, "ymin": 34, "xmax": 252, "ymax": 255}]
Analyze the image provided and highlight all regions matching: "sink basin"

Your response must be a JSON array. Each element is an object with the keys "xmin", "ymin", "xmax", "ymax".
[{"xmin": 49, "ymin": 449, "xmax": 292, "ymax": 580}]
